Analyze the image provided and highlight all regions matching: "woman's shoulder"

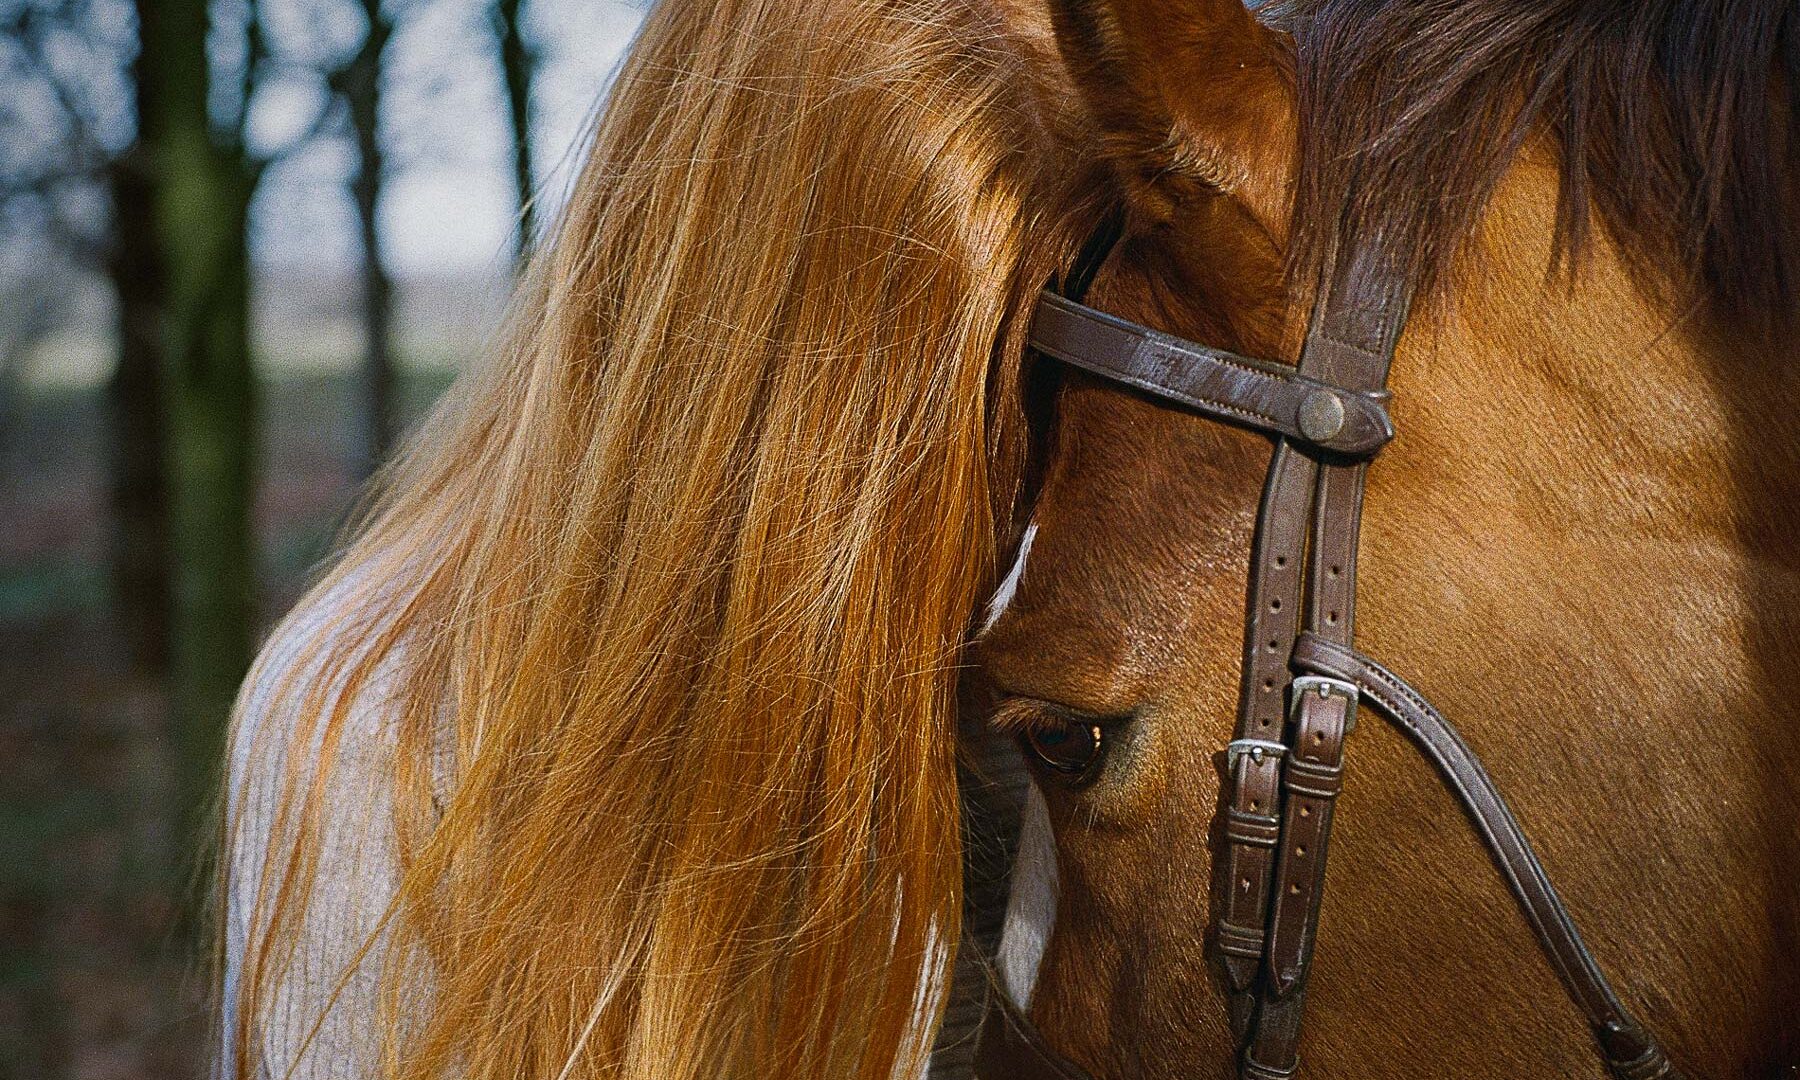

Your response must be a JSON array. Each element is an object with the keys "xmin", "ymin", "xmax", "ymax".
[
  {"xmin": 220, "ymin": 558, "xmax": 436, "ymax": 1079},
  {"xmin": 235, "ymin": 561, "xmax": 412, "ymax": 762}
]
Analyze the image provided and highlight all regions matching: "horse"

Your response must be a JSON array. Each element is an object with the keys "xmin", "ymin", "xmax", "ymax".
[{"xmin": 217, "ymin": 0, "xmax": 1800, "ymax": 1078}]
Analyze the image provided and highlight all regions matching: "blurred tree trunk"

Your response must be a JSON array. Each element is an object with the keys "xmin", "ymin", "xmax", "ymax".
[
  {"xmin": 493, "ymin": 0, "xmax": 537, "ymax": 263},
  {"xmin": 4, "ymin": 0, "xmax": 176, "ymax": 672},
  {"xmin": 134, "ymin": 0, "xmax": 260, "ymax": 848},
  {"xmin": 105, "ymin": 148, "xmax": 172, "ymax": 674},
  {"xmin": 338, "ymin": 1, "xmax": 397, "ymax": 473}
]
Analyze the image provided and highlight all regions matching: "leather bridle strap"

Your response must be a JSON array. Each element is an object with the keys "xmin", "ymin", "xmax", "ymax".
[
  {"xmin": 1289, "ymin": 632, "xmax": 1677, "ymax": 1080},
  {"xmin": 1232, "ymin": 236, "xmax": 1406, "ymax": 1078},
  {"xmin": 972, "ymin": 227, "xmax": 1682, "ymax": 1079},
  {"xmin": 1028, "ymin": 294, "xmax": 1394, "ymax": 457}
]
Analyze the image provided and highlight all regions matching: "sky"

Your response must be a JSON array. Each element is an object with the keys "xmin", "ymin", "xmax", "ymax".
[
  {"xmin": 2, "ymin": 0, "xmax": 647, "ymax": 386},
  {"xmin": 249, "ymin": 0, "xmax": 645, "ymax": 279}
]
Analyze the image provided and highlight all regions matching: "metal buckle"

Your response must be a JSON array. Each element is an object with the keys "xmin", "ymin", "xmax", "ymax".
[
  {"xmin": 1225, "ymin": 738, "xmax": 1288, "ymax": 769},
  {"xmin": 1289, "ymin": 674, "xmax": 1359, "ymax": 733}
]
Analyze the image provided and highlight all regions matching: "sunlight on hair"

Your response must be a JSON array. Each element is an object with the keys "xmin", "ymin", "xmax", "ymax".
[{"xmin": 217, "ymin": 0, "xmax": 1082, "ymax": 1077}]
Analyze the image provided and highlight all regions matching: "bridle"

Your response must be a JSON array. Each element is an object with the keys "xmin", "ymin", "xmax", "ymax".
[{"xmin": 971, "ymin": 220, "xmax": 1683, "ymax": 1080}]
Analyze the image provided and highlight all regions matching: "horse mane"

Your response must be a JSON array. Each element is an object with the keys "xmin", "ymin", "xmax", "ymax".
[
  {"xmin": 1269, "ymin": 0, "xmax": 1800, "ymax": 340},
  {"xmin": 220, "ymin": 1, "xmax": 1076, "ymax": 1077}
]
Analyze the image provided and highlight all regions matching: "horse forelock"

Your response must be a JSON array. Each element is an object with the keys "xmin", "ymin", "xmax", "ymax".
[{"xmin": 1271, "ymin": 0, "xmax": 1800, "ymax": 343}]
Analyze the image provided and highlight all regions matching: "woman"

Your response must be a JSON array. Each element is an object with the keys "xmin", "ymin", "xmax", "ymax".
[{"xmin": 217, "ymin": 0, "xmax": 1085, "ymax": 1077}]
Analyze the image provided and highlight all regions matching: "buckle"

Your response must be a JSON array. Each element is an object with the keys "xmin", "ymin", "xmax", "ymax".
[
  {"xmin": 1289, "ymin": 674, "xmax": 1359, "ymax": 732},
  {"xmin": 1225, "ymin": 738, "xmax": 1288, "ymax": 769}
]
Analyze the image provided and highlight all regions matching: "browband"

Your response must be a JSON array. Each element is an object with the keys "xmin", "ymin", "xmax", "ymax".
[
  {"xmin": 1029, "ymin": 294, "xmax": 1394, "ymax": 458},
  {"xmin": 977, "ymin": 229, "xmax": 1679, "ymax": 1079}
]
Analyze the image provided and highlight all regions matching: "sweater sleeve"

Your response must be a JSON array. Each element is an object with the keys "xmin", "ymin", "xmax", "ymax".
[
  {"xmin": 217, "ymin": 566, "xmax": 993, "ymax": 1080},
  {"xmin": 219, "ymin": 568, "xmax": 421, "ymax": 1080}
]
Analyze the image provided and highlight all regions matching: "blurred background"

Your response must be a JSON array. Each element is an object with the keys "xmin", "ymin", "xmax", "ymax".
[{"xmin": 0, "ymin": 0, "xmax": 644, "ymax": 1074}]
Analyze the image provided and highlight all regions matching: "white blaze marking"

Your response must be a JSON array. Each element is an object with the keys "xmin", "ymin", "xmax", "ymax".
[
  {"xmin": 998, "ymin": 782, "xmax": 1058, "ymax": 1008},
  {"xmin": 981, "ymin": 523, "xmax": 1038, "ymax": 634},
  {"xmin": 981, "ymin": 523, "xmax": 1056, "ymax": 1008}
]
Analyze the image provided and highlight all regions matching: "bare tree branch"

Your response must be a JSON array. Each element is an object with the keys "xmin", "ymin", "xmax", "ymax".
[
  {"xmin": 5, "ymin": 2, "xmax": 109, "ymax": 160},
  {"xmin": 248, "ymin": 89, "xmax": 343, "ymax": 182}
]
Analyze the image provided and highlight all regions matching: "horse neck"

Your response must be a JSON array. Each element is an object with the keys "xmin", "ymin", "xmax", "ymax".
[
  {"xmin": 1342, "ymin": 156, "xmax": 1800, "ymax": 1069},
  {"xmin": 1360, "ymin": 149, "xmax": 1800, "ymax": 709}
]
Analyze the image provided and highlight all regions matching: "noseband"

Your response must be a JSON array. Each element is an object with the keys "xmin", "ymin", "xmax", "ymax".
[{"xmin": 973, "ymin": 226, "xmax": 1680, "ymax": 1080}]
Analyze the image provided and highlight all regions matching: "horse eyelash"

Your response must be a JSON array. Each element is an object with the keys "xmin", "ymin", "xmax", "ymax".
[{"xmin": 987, "ymin": 695, "xmax": 1123, "ymax": 735}]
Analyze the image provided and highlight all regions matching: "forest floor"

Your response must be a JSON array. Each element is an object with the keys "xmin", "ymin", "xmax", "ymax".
[{"xmin": 0, "ymin": 370, "xmax": 450, "ymax": 1080}]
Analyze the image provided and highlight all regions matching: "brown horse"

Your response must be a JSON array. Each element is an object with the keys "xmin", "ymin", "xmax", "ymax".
[
  {"xmin": 219, "ymin": 0, "xmax": 1797, "ymax": 1078},
  {"xmin": 977, "ymin": 0, "xmax": 1800, "ymax": 1077}
]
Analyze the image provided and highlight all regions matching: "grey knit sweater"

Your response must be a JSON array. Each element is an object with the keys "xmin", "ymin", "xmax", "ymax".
[
  {"xmin": 219, "ymin": 568, "xmax": 1014, "ymax": 1079},
  {"xmin": 222, "ymin": 568, "xmax": 418, "ymax": 1078}
]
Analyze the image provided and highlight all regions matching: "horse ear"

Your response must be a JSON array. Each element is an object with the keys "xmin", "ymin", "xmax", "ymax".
[{"xmin": 1049, "ymin": 0, "xmax": 1293, "ymax": 227}]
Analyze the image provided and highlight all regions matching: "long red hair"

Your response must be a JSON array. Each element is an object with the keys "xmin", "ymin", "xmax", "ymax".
[{"xmin": 221, "ymin": 0, "xmax": 1082, "ymax": 1075}]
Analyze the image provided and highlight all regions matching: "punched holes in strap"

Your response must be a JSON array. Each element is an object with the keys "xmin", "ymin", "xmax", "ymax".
[
  {"xmin": 1262, "ymin": 676, "xmax": 1357, "ymax": 998},
  {"xmin": 1218, "ymin": 444, "xmax": 1316, "ymax": 997},
  {"xmin": 1289, "ymin": 633, "xmax": 1683, "ymax": 1080},
  {"xmin": 1217, "ymin": 749, "xmax": 1284, "ymax": 975},
  {"xmin": 1224, "ymin": 740, "xmax": 1287, "ymax": 817},
  {"xmin": 1279, "ymin": 678, "xmax": 1355, "ymax": 800}
]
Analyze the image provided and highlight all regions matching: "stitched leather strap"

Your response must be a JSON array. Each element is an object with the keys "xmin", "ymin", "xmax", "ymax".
[
  {"xmin": 1235, "ymin": 235, "xmax": 1408, "ymax": 1077},
  {"xmin": 974, "ymin": 229, "xmax": 1680, "ymax": 1080},
  {"xmin": 1289, "ymin": 632, "xmax": 1679, "ymax": 1080},
  {"xmin": 1028, "ymin": 293, "xmax": 1394, "ymax": 458},
  {"xmin": 1218, "ymin": 441, "xmax": 1316, "ymax": 1002}
]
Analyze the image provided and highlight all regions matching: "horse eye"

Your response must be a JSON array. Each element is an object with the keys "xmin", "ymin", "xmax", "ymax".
[{"xmin": 1021, "ymin": 719, "xmax": 1106, "ymax": 779}]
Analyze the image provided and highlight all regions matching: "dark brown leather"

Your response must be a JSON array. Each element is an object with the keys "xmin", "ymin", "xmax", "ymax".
[
  {"xmin": 973, "ymin": 230, "xmax": 1681, "ymax": 1080},
  {"xmin": 1217, "ymin": 441, "xmax": 1315, "ymax": 1000},
  {"xmin": 1262, "ymin": 674, "xmax": 1351, "ymax": 994},
  {"xmin": 1289, "ymin": 632, "xmax": 1678, "ymax": 1080},
  {"xmin": 1232, "ymin": 236, "xmax": 1408, "ymax": 1078},
  {"xmin": 1028, "ymin": 293, "xmax": 1394, "ymax": 457},
  {"xmin": 975, "ymin": 981, "xmax": 1100, "ymax": 1080}
]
